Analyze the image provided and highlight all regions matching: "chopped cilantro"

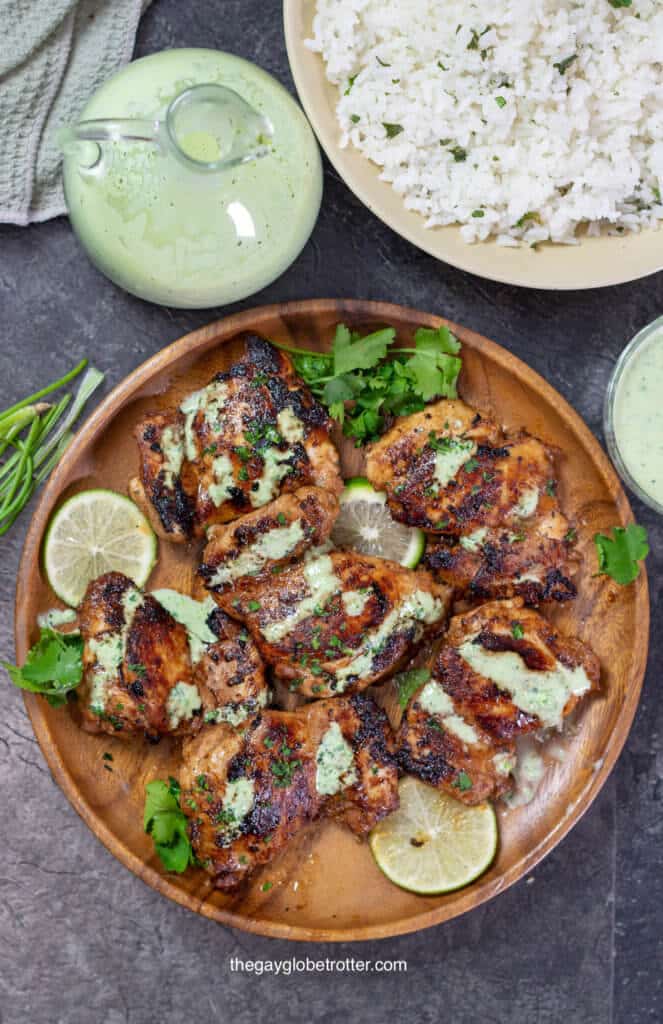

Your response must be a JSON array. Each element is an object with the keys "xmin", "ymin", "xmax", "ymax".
[
  {"xmin": 511, "ymin": 621, "xmax": 524, "ymax": 640},
  {"xmin": 383, "ymin": 122, "xmax": 404, "ymax": 139},
  {"xmin": 270, "ymin": 758, "xmax": 302, "ymax": 787},
  {"xmin": 495, "ymin": 96, "xmax": 507, "ymax": 108},
  {"xmin": 453, "ymin": 771, "xmax": 473, "ymax": 792},
  {"xmin": 553, "ymin": 54, "xmax": 577, "ymax": 75}
]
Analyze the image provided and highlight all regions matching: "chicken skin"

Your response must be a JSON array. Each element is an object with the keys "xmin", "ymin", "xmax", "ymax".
[
  {"xmin": 211, "ymin": 549, "xmax": 450, "ymax": 698},
  {"xmin": 199, "ymin": 486, "xmax": 339, "ymax": 595},
  {"xmin": 180, "ymin": 695, "xmax": 399, "ymax": 890},
  {"xmin": 397, "ymin": 598, "xmax": 600, "ymax": 805},
  {"xmin": 130, "ymin": 335, "xmax": 342, "ymax": 542},
  {"xmin": 77, "ymin": 572, "xmax": 268, "ymax": 739},
  {"xmin": 365, "ymin": 398, "xmax": 577, "ymax": 604}
]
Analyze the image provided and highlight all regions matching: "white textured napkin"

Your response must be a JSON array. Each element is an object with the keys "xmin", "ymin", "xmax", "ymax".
[{"xmin": 0, "ymin": 0, "xmax": 151, "ymax": 225}]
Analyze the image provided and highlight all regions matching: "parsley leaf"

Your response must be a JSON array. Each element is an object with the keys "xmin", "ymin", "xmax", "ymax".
[
  {"xmin": 594, "ymin": 524, "xmax": 649, "ymax": 585},
  {"xmin": 144, "ymin": 777, "xmax": 194, "ymax": 873},
  {"xmin": 3, "ymin": 628, "xmax": 83, "ymax": 707},
  {"xmin": 396, "ymin": 667, "xmax": 431, "ymax": 709}
]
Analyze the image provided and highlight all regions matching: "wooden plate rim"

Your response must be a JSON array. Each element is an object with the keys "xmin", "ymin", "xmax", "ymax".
[{"xmin": 14, "ymin": 298, "xmax": 649, "ymax": 941}]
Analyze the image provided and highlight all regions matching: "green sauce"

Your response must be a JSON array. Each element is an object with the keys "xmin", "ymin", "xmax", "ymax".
[
  {"xmin": 180, "ymin": 381, "xmax": 229, "ymax": 459},
  {"xmin": 433, "ymin": 439, "xmax": 476, "ymax": 489},
  {"xmin": 37, "ymin": 607, "xmax": 78, "ymax": 630},
  {"xmin": 151, "ymin": 589, "xmax": 217, "ymax": 664},
  {"xmin": 315, "ymin": 722, "xmax": 357, "ymax": 795},
  {"xmin": 250, "ymin": 447, "xmax": 296, "ymax": 508},
  {"xmin": 62, "ymin": 49, "xmax": 323, "ymax": 308},
  {"xmin": 511, "ymin": 488, "xmax": 539, "ymax": 519},
  {"xmin": 333, "ymin": 590, "xmax": 444, "ymax": 691},
  {"xmin": 613, "ymin": 324, "xmax": 663, "ymax": 506},
  {"xmin": 341, "ymin": 589, "xmax": 371, "ymax": 617},
  {"xmin": 261, "ymin": 552, "xmax": 339, "ymax": 643},
  {"xmin": 276, "ymin": 407, "xmax": 305, "ymax": 442},
  {"xmin": 418, "ymin": 679, "xmax": 480, "ymax": 745},
  {"xmin": 208, "ymin": 453, "xmax": 235, "ymax": 507},
  {"xmin": 204, "ymin": 689, "xmax": 269, "ymax": 727},
  {"xmin": 217, "ymin": 777, "xmax": 255, "ymax": 842},
  {"xmin": 160, "ymin": 425, "xmax": 184, "ymax": 486},
  {"xmin": 166, "ymin": 681, "xmax": 202, "ymax": 728},
  {"xmin": 88, "ymin": 587, "xmax": 144, "ymax": 713},
  {"xmin": 458, "ymin": 639, "xmax": 591, "ymax": 729},
  {"xmin": 459, "ymin": 527, "xmax": 488, "ymax": 552},
  {"xmin": 208, "ymin": 520, "xmax": 304, "ymax": 588},
  {"xmin": 178, "ymin": 130, "xmax": 221, "ymax": 163}
]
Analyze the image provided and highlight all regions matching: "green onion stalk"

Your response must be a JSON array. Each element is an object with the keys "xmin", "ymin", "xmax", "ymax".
[{"xmin": 0, "ymin": 360, "xmax": 104, "ymax": 536}]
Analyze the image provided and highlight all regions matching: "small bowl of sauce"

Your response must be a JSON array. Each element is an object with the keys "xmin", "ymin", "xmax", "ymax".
[{"xmin": 604, "ymin": 316, "xmax": 663, "ymax": 514}]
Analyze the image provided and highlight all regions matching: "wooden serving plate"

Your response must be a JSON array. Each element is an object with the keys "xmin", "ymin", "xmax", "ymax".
[{"xmin": 15, "ymin": 300, "xmax": 649, "ymax": 940}]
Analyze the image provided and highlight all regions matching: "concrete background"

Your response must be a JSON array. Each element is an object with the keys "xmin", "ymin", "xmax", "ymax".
[{"xmin": 0, "ymin": 2, "xmax": 661, "ymax": 1022}]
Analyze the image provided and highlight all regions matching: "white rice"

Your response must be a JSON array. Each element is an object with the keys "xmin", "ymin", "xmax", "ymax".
[{"xmin": 308, "ymin": 0, "xmax": 663, "ymax": 245}]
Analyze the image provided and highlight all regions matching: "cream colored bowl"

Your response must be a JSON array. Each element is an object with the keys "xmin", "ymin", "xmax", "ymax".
[{"xmin": 284, "ymin": 0, "xmax": 663, "ymax": 290}]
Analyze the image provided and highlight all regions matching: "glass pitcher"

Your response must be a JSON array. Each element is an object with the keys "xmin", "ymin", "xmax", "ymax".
[{"xmin": 60, "ymin": 49, "xmax": 323, "ymax": 308}]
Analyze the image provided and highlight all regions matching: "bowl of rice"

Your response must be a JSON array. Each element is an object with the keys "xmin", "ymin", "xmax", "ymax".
[{"xmin": 284, "ymin": 0, "xmax": 663, "ymax": 289}]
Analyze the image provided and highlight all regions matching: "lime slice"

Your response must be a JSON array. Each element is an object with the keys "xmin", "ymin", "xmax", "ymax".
[
  {"xmin": 332, "ymin": 478, "xmax": 425, "ymax": 568},
  {"xmin": 43, "ymin": 489, "xmax": 157, "ymax": 607},
  {"xmin": 369, "ymin": 776, "xmax": 498, "ymax": 894}
]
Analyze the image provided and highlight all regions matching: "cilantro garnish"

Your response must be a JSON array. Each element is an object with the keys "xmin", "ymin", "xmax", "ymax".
[
  {"xmin": 270, "ymin": 758, "xmax": 302, "ymax": 788},
  {"xmin": 511, "ymin": 621, "xmax": 524, "ymax": 640},
  {"xmin": 383, "ymin": 122, "xmax": 404, "ymax": 139},
  {"xmin": 272, "ymin": 323, "xmax": 461, "ymax": 446},
  {"xmin": 395, "ymin": 667, "xmax": 431, "ymax": 709},
  {"xmin": 453, "ymin": 771, "xmax": 473, "ymax": 792},
  {"xmin": 553, "ymin": 54, "xmax": 577, "ymax": 75},
  {"xmin": 143, "ymin": 777, "xmax": 194, "ymax": 873},
  {"xmin": 594, "ymin": 524, "xmax": 649, "ymax": 585},
  {"xmin": 3, "ymin": 628, "xmax": 83, "ymax": 707}
]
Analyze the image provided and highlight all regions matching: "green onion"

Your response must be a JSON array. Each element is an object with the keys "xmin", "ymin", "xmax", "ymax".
[{"xmin": 0, "ymin": 361, "xmax": 104, "ymax": 536}]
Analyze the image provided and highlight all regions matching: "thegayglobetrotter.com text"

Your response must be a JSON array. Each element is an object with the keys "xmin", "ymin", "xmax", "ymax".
[{"xmin": 229, "ymin": 956, "xmax": 407, "ymax": 976}]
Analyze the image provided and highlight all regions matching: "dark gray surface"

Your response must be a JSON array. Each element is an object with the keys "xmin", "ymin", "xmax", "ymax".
[{"xmin": 1, "ymin": 2, "xmax": 661, "ymax": 1022}]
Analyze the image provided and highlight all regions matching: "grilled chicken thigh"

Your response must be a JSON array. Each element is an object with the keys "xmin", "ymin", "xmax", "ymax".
[
  {"xmin": 397, "ymin": 598, "xmax": 600, "ymax": 804},
  {"xmin": 366, "ymin": 398, "xmax": 577, "ymax": 604},
  {"xmin": 211, "ymin": 549, "xmax": 450, "ymax": 698},
  {"xmin": 131, "ymin": 335, "xmax": 343, "ymax": 542},
  {"xmin": 77, "ymin": 572, "xmax": 268, "ymax": 738},
  {"xmin": 180, "ymin": 695, "xmax": 399, "ymax": 890},
  {"xmin": 199, "ymin": 486, "xmax": 339, "ymax": 595}
]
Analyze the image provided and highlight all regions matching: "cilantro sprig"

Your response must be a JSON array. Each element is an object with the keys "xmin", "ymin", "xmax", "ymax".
[
  {"xmin": 144, "ymin": 777, "xmax": 195, "ymax": 873},
  {"xmin": 274, "ymin": 322, "xmax": 461, "ymax": 445},
  {"xmin": 3, "ymin": 627, "xmax": 83, "ymax": 707},
  {"xmin": 396, "ymin": 667, "xmax": 431, "ymax": 709},
  {"xmin": 594, "ymin": 524, "xmax": 649, "ymax": 585}
]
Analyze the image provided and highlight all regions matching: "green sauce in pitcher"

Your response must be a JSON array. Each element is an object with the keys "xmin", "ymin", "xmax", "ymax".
[{"xmin": 61, "ymin": 49, "xmax": 323, "ymax": 308}]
